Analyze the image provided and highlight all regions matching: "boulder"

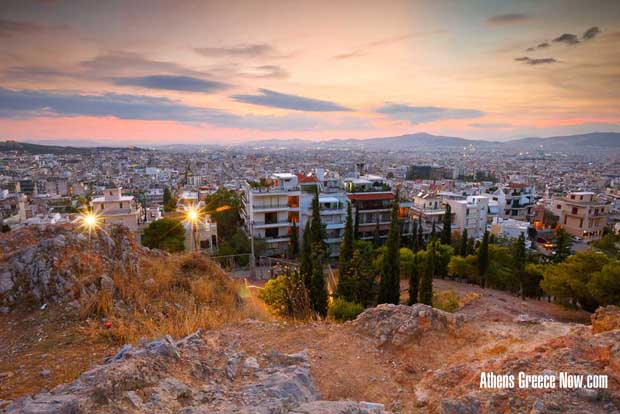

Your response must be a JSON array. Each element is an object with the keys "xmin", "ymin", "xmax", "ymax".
[{"xmin": 591, "ymin": 306, "xmax": 620, "ymax": 334}]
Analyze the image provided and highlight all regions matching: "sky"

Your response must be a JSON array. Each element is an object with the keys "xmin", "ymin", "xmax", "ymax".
[{"xmin": 0, "ymin": 0, "xmax": 619, "ymax": 145}]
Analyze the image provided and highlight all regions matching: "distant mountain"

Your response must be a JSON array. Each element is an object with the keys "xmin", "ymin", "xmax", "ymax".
[
  {"xmin": 507, "ymin": 132, "xmax": 620, "ymax": 149},
  {"xmin": 325, "ymin": 132, "xmax": 496, "ymax": 150},
  {"xmin": 0, "ymin": 140, "xmax": 147, "ymax": 155}
]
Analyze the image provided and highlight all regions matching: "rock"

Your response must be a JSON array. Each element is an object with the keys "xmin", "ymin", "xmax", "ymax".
[
  {"xmin": 577, "ymin": 388, "xmax": 599, "ymax": 402},
  {"xmin": 100, "ymin": 275, "xmax": 115, "ymax": 294},
  {"xmin": 144, "ymin": 335, "xmax": 180, "ymax": 359},
  {"xmin": 591, "ymin": 306, "xmax": 620, "ymax": 334},
  {"xmin": 124, "ymin": 391, "xmax": 143, "ymax": 408},
  {"xmin": 440, "ymin": 396, "xmax": 481, "ymax": 414},
  {"xmin": 40, "ymin": 369, "xmax": 51, "ymax": 379},
  {"xmin": 360, "ymin": 401, "xmax": 386, "ymax": 413},
  {"xmin": 226, "ymin": 353, "xmax": 242, "ymax": 380},
  {"xmin": 0, "ymin": 306, "xmax": 9, "ymax": 314},
  {"xmin": 352, "ymin": 303, "xmax": 463, "ymax": 347},
  {"xmin": 243, "ymin": 356, "xmax": 260, "ymax": 370},
  {"xmin": 0, "ymin": 272, "xmax": 13, "ymax": 294}
]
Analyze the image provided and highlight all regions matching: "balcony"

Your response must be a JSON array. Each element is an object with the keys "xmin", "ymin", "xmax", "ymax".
[
  {"xmin": 253, "ymin": 220, "xmax": 291, "ymax": 229},
  {"xmin": 252, "ymin": 202, "xmax": 290, "ymax": 212}
]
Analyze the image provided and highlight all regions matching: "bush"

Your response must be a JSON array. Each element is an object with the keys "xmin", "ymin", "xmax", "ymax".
[
  {"xmin": 258, "ymin": 268, "xmax": 311, "ymax": 319},
  {"xmin": 328, "ymin": 298, "xmax": 364, "ymax": 322},
  {"xmin": 432, "ymin": 290, "xmax": 460, "ymax": 313}
]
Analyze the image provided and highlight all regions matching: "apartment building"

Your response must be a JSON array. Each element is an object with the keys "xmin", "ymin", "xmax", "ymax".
[
  {"xmin": 91, "ymin": 187, "xmax": 141, "ymax": 231},
  {"xmin": 498, "ymin": 183, "xmax": 535, "ymax": 221},
  {"xmin": 447, "ymin": 195, "xmax": 489, "ymax": 238},
  {"xmin": 344, "ymin": 174, "xmax": 394, "ymax": 243},
  {"xmin": 411, "ymin": 191, "xmax": 446, "ymax": 231},
  {"xmin": 552, "ymin": 191, "xmax": 609, "ymax": 241}
]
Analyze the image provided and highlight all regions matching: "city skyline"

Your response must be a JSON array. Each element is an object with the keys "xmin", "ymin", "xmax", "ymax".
[{"xmin": 1, "ymin": 0, "xmax": 619, "ymax": 144}]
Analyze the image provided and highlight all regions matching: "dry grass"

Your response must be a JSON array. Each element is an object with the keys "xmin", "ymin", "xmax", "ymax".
[{"xmin": 79, "ymin": 252, "xmax": 260, "ymax": 344}]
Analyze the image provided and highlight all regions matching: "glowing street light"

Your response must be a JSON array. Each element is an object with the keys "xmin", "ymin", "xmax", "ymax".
[
  {"xmin": 185, "ymin": 205, "xmax": 202, "ymax": 251},
  {"xmin": 78, "ymin": 210, "xmax": 101, "ymax": 251}
]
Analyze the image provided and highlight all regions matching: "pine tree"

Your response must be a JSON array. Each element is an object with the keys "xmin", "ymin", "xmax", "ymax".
[
  {"xmin": 337, "ymin": 202, "xmax": 354, "ymax": 297},
  {"xmin": 441, "ymin": 203, "xmax": 452, "ymax": 245},
  {"xmin": 419, "ymin": 241, "xmax": 436, "ymax": 305},
  {"xmin": 287, "ymin": 220, "xmax": 300, "ymax": 259},
  {"xmin": 300, "ymin": 221, "xmax": 313, "ymax": 289},
  {"xmin": 408, "ymin": 253, "xmax": 421, "ymax": 305},
  {"xmin": 554, "ymin": 228, "xmax": 572, "ymax": 262},
  {"xmin": 431, "ymin": 221, "xmax": 437, "ymax": 241},
  {"xmin": 513, "ymin": 233, "xmax": 527, "ymax": 299},
  {"xmin": 310, "ymin": 190, "xmax": 325, "ymax": 250},
  {"xmin": 353, "ymin": 206, "xmax": 360, "ymax": 240},
  {"xmin": 378, "ymin": 195, "xmax": 401, "ymax": 304},
  {"xmin": 478, "ymin": 230, "xmax": 490, "ymax": 288},
  {"xmin": 459, "ymin": 228, "xmax": 468, "ymax": 256}
]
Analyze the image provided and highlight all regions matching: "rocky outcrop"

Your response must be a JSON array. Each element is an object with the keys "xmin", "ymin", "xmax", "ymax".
[
  {"xmin": 0, "ymin": 224, "xmax": 148, "ymax": 308},
  {"xmin": 351, "ymin": 303, "xmax": 464, "ymax": 347},
  {"xmin": 1, "ymin": 330, "xmax": 388, "ymax": 414},
  {"xmin": 592, "ymin": 306, "xmax": 620, "ymax": 334}
]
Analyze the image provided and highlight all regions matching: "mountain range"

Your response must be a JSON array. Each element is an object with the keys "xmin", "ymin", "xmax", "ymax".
[{"xmin": 2, "ymin": 132, "xmax": 619, "ymax": 154}]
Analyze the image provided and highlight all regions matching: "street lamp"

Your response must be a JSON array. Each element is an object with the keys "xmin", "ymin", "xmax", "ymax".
[
  {"xmin": 78, "ymin": 210, "xmax": 101, "ymax": 251},
  {"xmin": 185, "ymin": 205, "xmax": 201, "ymax": 251}
]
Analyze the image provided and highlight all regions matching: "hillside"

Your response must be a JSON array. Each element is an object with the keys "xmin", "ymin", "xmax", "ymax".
[
  {"xmin": 0, "ymin": 140, "xmax": 147, "ymax": 155},
  {"xmin": 0, "ymin": 225, "xmax": 619, "ymax": 413}
]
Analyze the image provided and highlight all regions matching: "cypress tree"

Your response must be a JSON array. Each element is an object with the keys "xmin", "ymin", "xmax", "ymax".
[
  {"xmin": 353, "ymin": 206, "xmax": 360, "ymax": 240},
  {"xmin": 378, "ymin": 195, "xmax": 401, "ymax": 304},
  {"xmin": 300, "ymin": 221, "xmax": 313, "ymax": 288},
  {"xmin": 310, "ymin": 189, "xmax": 325, "ymax": 250},
  {"xmin": 514, "ymin": 233, "xmax": 527, "ymax": 299},
  {"xmin": 431, "ymin": 221, "xmax": 437, "ymax": 241},
  {"xmin": 310, "ymin": 252, "xmax": 328, "ymax": 316},
  {"xmin": 478, "ymin": 230, "xmax": 490, "ymax": 288},
  {"xmin": 417, "ymin": 217, "xmax": 425, "ymax": 250},
  {"xmin": 337, "ymin": 202, "xmax": 354, "ymax": 297},
  {"xmin": 459, "ymin": 228, "xmax": 468, "ymax": 256},
  {"xmin": 287, "ymin": 219, "xmax": 300, "ymax": 259},
  {"xmin": 373, "ymin": 218, "xmax": 381, "ymax": 247},
  {"xmin": 408, "ymin": 253, "xmax": 420, "ymax": 305},
  {"xmin": 441, "ymin": 203, "xmax": 452, "ymax": 245},
  {"xmin": 419, "ymin": 241, "xmax": 436, "ymax": 305},
  {"xmin": 467, "ymin": 237, "xmax": 475, "ymax": 257},
  {"xmin": 411, "ymin": 219, "xmax": 419, "ymax": 252}
]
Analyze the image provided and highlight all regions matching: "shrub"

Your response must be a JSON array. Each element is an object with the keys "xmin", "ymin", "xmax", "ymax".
[
  {"xmin": 328, "ymin": 298, "xmax": 364, "ymax": 322},
  {"xmin": 432, "ymin": 290, "xmax": 460, "ymax": 313}
]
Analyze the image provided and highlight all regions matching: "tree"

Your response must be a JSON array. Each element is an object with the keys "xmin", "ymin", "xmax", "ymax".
[
  {"xmin": 592, "ymin": 233, "xmax": 620, "ymax": 258},
  {"xmin": 541, "ymin": 249, "xmax": 609, "ymax": 311},
  {"xmin": 467, "ymin": 237, "xmax": 475, "ymax": 257},
  {"xmin": 338, "ymin": 202, "xmax": 354, "ymax": 278},
  {"xmin": 310, "ymin": 190, "xmax": 326, "ymax": 251},
  {"xmin": 589, "ymin": 260, "xmax": 620, "ymax": 306},
  {"xmin": 378, "ymin": 195, "xmax": 401, "ymax": 304},
  {"xmin": 417, "ymin": 217, "xmax": 425, "ymax": 250},
  {"xmin": 554, "ymin": 228, "xmax": 573, "ymax": 262},
  {"xmin": 441, "ymin": 203, "xmax": 452, "ymax": 245},
  {"xmin": 203, "ymin": 188, "xmax": 242, "ymax": 243},
  {"xmin": 478, "ymin": 230, "xmax": 490, "ymax": 288},
  {"xmin": 309, "ymin": 253, "xmax": 328, "ymax": 316},
  {"xmin": 163, "ymin": 186, "xmax": 177, "ymax": 212},
  {"xmin": 259, "ymin": 267, "xmax": 311, "ymax": 319},
  {"xmin": 373, "ymin": 217, "xmax": 381, "ymax": 247},
  {"xmin": 340, "ymin": 248, "xmax": 375, "ymax": 306},
  {"xmin": 287, "ymin": 220, "xmax": 300, "ymax": 259},
  {"xmin": 419, "ymin": 241, "xmax": 437, "ymax": 305},
  {"xmin": 513, "ymin": 233, "xmax": 527, "ymax": 298},
  {"xmin": 431, "ymin": 221, "xmax": 437, "ymax": 240},
  {"xmin": 408, "ymin": 252, "xmax": 421, "ymax": 304},
  {"xmin": 459, "ymin": 228, "xmax": 469, "ymax": 256},
  {"xmin": 410, "ymin": 219, "xmax": 419, "ymax": 252},
  {"xmin": 353, "ymin": 206, "xmax": 360, "ymax": 240},
  {"xmin": 300, "ymin": 221, "xmax": 313, "ymax": 289},
  {"xmin": 523, "ymin": 263, "xmax": 544, "ymax": 298},
  {"xmin": 141, "ymin": 218, "xmax": 185, "ymax": 252}
]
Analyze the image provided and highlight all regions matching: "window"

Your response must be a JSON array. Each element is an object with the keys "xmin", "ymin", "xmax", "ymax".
[
  {"xmin": 571, "ymin": 207, "xmax": 578, "ymax": 214},
  {"xmin": 120, "ymin": 202, "xmax": 123, "ymax": 209},
  {"xmin": 100, "ymin": 203, "xmax": 104, "ymax": 210}
]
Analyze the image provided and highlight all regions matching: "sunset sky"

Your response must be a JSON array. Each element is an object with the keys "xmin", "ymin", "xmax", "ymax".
[{"xmin": 0, "ymin": 0, "xmax": 619, "ymax": 145}]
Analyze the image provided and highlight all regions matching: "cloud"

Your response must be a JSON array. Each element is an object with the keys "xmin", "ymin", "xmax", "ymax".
[
  {"xmin": 79, "ymin": 51, "xmax": 205, "ymax": 77},
  {"xmin": 0, "ymin": 19, "xmax": 50, "ymax": 37},
  {"xmin": 469, "ymin": 122, "xmax": 513, "ymax": 128},
  {"xmin": 514, "ymin": 56, "xmax": 558, "ymax": 65},
  {"xmin": 110, "ymin": 75, "xmax": 229, "ymax": 92},
  {"xmin": 331, "ymin": 33, "xmax": 438, "ymax": 60},
  {"xmin": 0, "ymin": 87, "xmax": 365, "ymax": 131},
  {"xmin": 232, "ymin": 89, "xmax": 352, "ymax": 112},
  {"xmin": 195, "ymin": 43, "xmax": 278, "ymax": 58},
  {"xmin": 583, "ymin": 26, "xmax": 601, "ymax": 40},
  {"xmin": 553, "ymin": 33, "xmax": 580, "ymax": 45},
  {"xmin": 376, "ymin": 103, "xmax": 483, "ymax": 124},
  {"xmin": 241, "ymin": 65, "xmax": 288, "ymax": 79},
  {"xmin": 537, "ymin": 42, "xmax": 549, "ymax": 49},
  {"xmin": 486, "ymin": 13, "xmax": 531, "ymax": 26}
]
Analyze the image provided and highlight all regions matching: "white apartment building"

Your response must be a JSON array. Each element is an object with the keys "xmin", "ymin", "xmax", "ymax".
[
  {"xmin": 552, "ymin": 191, "xmax": 609, "ymax": 241},
  {"xmin": 91, "ymin": 187, "xmax": 141, "ymax": 231},
  {"xmin": 496, "ymin": 184, "xmax": 535, "ymax": 221},
  {"xmin": 447, "ymin": 195, "xmax": 489, "ymax": 238}
]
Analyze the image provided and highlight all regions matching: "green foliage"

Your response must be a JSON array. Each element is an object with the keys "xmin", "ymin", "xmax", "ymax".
[
  {"xmin": 338, "ymin": 202, "xmax": 354, "ymax": 280},
  {"xmin": 592, "ymin": 233, "xmax": 620, "ymax": 258},
  {"xmin": 338, "ymin": 248, "xmax": 376, "ymax": 306},
  {"xmin": 408, "ymin": 252, "xmax": 422, "ymax": 305},
  {"xmin": 541, "ymin": 249, "xmax": 609, "ymax": 311},
  {"xmin": 441, "ymin": 203, "xmax": 452, "ymax": 245},
  {"xmin": 513, "ymin": 234, "xmax": 527, "ymax": 298},
  {"xmin": 300, "ymin": 221, "xmax": 313, "ymax": 289},
  {"xmin": 163, "ymin": 186, "xmax": 177, "ymax": 212},
  {"xmin": 309, "ymin": 253, "xmax": 328, "ymax": 317},
  {"xmin": 553, "ymin": 228, "xmax": 573, "ymax": 262},
  {"xmin": 459, "ymin": 229, "xmax": 469, "ymax": 256},
  {"xmin": 399, "ymin": 247, "xmax": 415, "ymax": 278},
  {"xmin": 419, "ymin": 240, "xmax": 438, "ymax": 305},
  {"xmin": 448, "ymin": 255, "xmax": 478, "ymax": 282},
  {"xmin": 478, "ymin": 230, "xmax": 490, "ymax": 288},
  {"xmin": 589, "ymin": 260, "xmax": 620, "ymax": 306},
  {"xmin": 141, "ymin": 218, "xmax": 185, "ymax": 252},
  {"xmin": 523, "ymin": 263, "xmax": 545, "ymax": 298},
  {"xmin": 203, "ymin": 188, "xmax": 241, "ymax": 243},
  {"xmin": 432, "ymin": 290, "xmax": 460, "ymax": 313},
  {"xmin": 259, "ymin": 268, "xmax": 311, "ymax": 319},
  {"xmin": 485, "ymin": 244, "xmax": 518, "ymax": 292},
  {"xmin": 287, "ymin": 220, "xmax": 300, "ymax": 259},
  {"xmin": 378, "ymin": 196, "xmax": 401, "ymax": 305},
  {"xmin": 328, "ymin": 298, "xmax": 364, "ymax": 322},
  {"xmin": 353, "ymin": 207, "xmax": 360, "ymax": 240}
]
